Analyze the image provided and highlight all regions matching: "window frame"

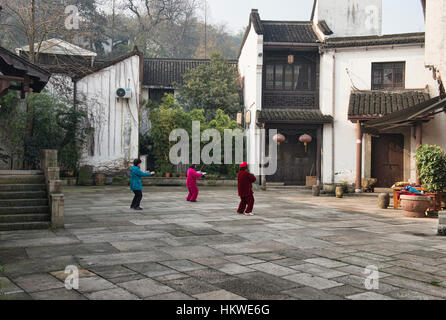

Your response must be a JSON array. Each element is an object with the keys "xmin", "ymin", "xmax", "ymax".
[{"xmin": 371, "ymin": 61, "xmax": 406, "ymax": 90}]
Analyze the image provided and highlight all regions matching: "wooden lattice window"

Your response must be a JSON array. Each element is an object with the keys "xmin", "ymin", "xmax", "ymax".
[{"xmin": 372, "ymin": 62, "xmax": 405, "ymax": 90}]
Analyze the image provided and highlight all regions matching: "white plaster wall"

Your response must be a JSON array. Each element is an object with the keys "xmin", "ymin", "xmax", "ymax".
[
  {"xmin": 316, "ymin": 0, "xmax": 382, "ymax": 37},
  {"xmin": 320, "ymin": 45, "xmax": 429, "ymax": 184},
  {"xmin": 423, "ymin": 0, "xmax": 446, "ymax": 153},
  {"xmin": 238, "ymin": 22, "xmax": 263, "ymax": 174},
  {"xmin": 76, "ymin": 55, "xmax": 140, "ymax": 172}
]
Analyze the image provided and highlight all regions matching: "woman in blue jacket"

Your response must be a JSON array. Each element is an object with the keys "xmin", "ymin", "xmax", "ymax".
[{"xmin": 130, "ymin": 159, "xmax": 155, "ymax": 210}]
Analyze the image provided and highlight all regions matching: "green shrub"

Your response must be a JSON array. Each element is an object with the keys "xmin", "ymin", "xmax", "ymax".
[{"xmin": 415, "ymin": 145, "xmax": 446, "ymax": 192}]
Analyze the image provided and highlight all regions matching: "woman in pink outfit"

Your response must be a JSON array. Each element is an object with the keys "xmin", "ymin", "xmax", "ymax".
[{"xmin": 186, "ymin": 165, "xmax": 203, "ymax": 202}]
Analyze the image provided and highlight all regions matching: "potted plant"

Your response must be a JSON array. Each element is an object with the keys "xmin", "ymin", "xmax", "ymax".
[{"xmin": 402, "ymin": 145, "xmax": 446, "ymax": 218}]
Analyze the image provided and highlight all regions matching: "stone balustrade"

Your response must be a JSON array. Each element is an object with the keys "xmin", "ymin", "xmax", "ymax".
[{"xmin": 40, "ymin": 149, "xmax": 64, "ymax": 228}]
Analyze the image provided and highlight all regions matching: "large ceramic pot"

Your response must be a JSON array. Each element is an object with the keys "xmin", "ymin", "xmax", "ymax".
[
  {"xmin": 335, "ymin": 186, "xmax": 344, "ymax": 198},
  {"xmin": 94, "ymin": 173, "xmax": 106, "ymax": 186},
  {"xmin": 400, "ymin": 195, "xmax": 432, "ymax": 218}
]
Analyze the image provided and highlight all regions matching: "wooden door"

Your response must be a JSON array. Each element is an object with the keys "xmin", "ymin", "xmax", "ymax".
[
  {"xmin": 268, "ymin": 131, "xmax": 317, "ymax": 185},
  {"xmin": 371, "ymin": 134, "xmax": 404, "ymax": 188}
]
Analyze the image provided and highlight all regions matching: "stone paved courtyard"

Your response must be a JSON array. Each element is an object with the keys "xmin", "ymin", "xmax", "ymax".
[{"xmin": 1, "ymin": 186, "xmax": 446, "ymax": 300}]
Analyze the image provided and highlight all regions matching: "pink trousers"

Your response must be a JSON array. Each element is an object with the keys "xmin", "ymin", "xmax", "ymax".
[{"xmin": 187, "ymin": 186, "xmax": 199, "ymax": 201}]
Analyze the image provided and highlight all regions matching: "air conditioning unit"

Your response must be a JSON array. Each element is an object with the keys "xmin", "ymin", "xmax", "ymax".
[{"xmin": 116, "ymin": 88, "xmax": 132, "ymax": 99}]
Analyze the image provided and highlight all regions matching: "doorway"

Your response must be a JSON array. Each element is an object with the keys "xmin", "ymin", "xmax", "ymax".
[{"xmin": 371, "ymin": 134, "xmax": 404, "ymax": 188}]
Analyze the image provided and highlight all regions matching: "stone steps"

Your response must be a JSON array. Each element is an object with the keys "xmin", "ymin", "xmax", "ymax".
[
  {"xmin": 0, "ymin": 170, "xmax": 43, "ymax": 175},
  {"xmin": 0, "ymin": 175, "xmax": 46, "ymax": 184},
  {"xmin": 0, "ymin": 221, "xmax": 50, "ymax": 231},
  {"xmin": 0, "ymin": 184, "xmax": 47, "ymax": 192},
  {"xmin": 0, "ymin": 213, "xmax": 50, "ymax": 223},
  {"xmin": 0, "ymin": 191, "xmax": 47, "ymax": 199},
  {"xmin": 0, "ymin": 206, "xmax": 50, "ymax": 215},
  {"xmin": 0, "ymin": 172, "xmax": 51, "ymax": 230},
  {"xmin": 0, "ymin": 198, "xmax": 48, "ymax": 207}
]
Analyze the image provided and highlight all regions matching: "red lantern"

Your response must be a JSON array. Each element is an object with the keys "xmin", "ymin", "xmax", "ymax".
[
  {"xmin": 273, "ymin": 133, "xmax": 286, "ymax": 145},
  {"xmin": 299, "ymin": 134, "xmax": 312, "ymax": 152}
]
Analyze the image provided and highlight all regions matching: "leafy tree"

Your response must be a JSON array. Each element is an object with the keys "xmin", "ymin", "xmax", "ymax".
[
  {"xmin": 415, "ymin": 145, "xmax": 446, "ymax": 192},
  {"xmin": 178, "ymin": 52, "xmax": 241, "ymax": 119},
  {"xmin": 0, "ymin": 91, "xmax": 90, "ymax": 170}
]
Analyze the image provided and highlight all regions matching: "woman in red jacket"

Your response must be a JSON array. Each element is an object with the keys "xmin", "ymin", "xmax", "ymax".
[
  {"xmin": 237, "ymin": 162, "xmax": 257, "ymax": 216},
  {"xmin": 186, "ymin": 165, "xmax": 204, "ymax": 202}
]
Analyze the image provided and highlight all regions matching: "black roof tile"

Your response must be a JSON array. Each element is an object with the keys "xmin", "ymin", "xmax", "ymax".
[
  {"xmin": 258, "ymin": 109, "xmax": 333, "ymax": 123},
  {"xmin": 348, "ymin": 90, "xmax": 431, "ymax": 120},
  {"xmin": 262, "ymin": 21, "xmax": 319, "ymax": 44},
  {"xmin": 143, "ymin": 58, "xmax": 237, "ymax": 88},
  {"xmin": 323, "ymin": 32, "xmax": 425, "ymax": 49}
]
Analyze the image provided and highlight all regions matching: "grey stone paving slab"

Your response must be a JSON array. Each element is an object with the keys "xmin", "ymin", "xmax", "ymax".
[
  {"xmin": 304, "ymin": 257, "xmax": 347, "ymax": 268},
  {"xmin": 164, "ymin": 277, "xmax": 219, "ymax": 296},
  {"xmin": 158, "ymin": 246, "xmax": 223, "ymax": 259},
  {"xmin": 77, "ymin": 251, "xmax": 173, "ymax": 267},
  {"xmin": 119, "ymin": 278, "xmax": 175, "ymax": 298},
  {"xmin": 381, "ymin": 276, "xmax": 446, "ymax": 298},
  {"xmin": 160, "ymin": 260, "xmax": 207, "ymax": 272},
  {"xmin": 283, "ymin": 273, "xmax": 343, "ymax": 290},
  {"xmin": 108, "ymin": 274, "xmax": 148, "ymax": 284},
  {"xmin": 109, "ymin": 240, "xmax": 168, "ymax": 252},
  {"xmin": 25, "ymin": 243, "xmax": 119, "ymax": 259},
  {"xmin": 290, "ymin": 263, "xmax": 347, "ymax": 279},
  {"xmin": 382, "ymin": 266, "xmax": 444, "ymax": 283},
  {"xmin": 237, "ymin": 272, "xmax": 301, "ymax": 292},
  {"xmin": 212, "ymin": 263, "xmax": 254, "ymax": 275},
  {"xmin": 0, "ymin": 277, "xmax": 24, "ymax": 295},
  {"xmin": 77, "ymin": 276, "xmax": 116, "ymax": 293},
  {"xmin": 324, "ymin": 285, "xmax": 366, "ymax": 297},
  {"xmin": 193, "ymin": 290, "xmax": 246, "ymax": 300},
  {"xmin": 186, "ymin": 268, "xmax": 237, "ymax": 284},
  {"xmin": 85, "ymin": 288, "xmax": 140, "ymax": 300},
  {"xmin": 145, "ymin": 292, "xmax": 195, "ymax": 300},
  {"xmin": 4, "ymin": 186, "xmax": 446, "ymax": 300},
  {"xmin": 125, "ymin": 262, "xmax": 178, "ymax": 278},
  {"xmin": 2, "ymin": 256, "xmax": 79, "ymax": 278},
  {"xmin": 88, "ymin": 266, "xmax": 138, "ymax": 279},
  {"xmin": 387, "ymin": 289, "xmax": 442, "ymax": 300},
  {"xmin": 30, "ymin": 288, "xmax": 86, "ymax": 300},
  {"xmin": 13, "ymin": 273, "xmax": 65, "ymax": 293},
  {"xmin": 335, "ymin": 265, "xmax": 391, "ymax": 279},
  {"xmin": 268, "ymin": 258, "xmax": 304, "ymax": 267},
  {"xmin": 217, "ymin": 278, "xmax": 288, "ymax": 300},
  {"xmin": 190, "ymin": 257, "xmax": 230, "ymax": 266},
  {"xmin": 332, "ymin": 275, "xmax": 398, "ymax": 294},
  {"xmin": 248, "ymin": 262, "xmax": 297, "ymax": 277},
  {"xmin": 282, "ymin": 286, "xmax": 343, "ymax": 300},
  {"xmin": 0, "ymin": 292, "xmax": 32, "ymax": 300},
  {"xmin": 0, "ymin": 248, "xmax": 28, "ymax": 264},
  {"xmin": 347, "ymin": 292, "xmax": 394, "ymax": 300}
]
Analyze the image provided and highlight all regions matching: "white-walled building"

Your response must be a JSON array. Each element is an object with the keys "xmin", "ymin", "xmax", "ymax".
[
  {"xmin": 239, "ymin": 0, "xmax": 446, "ymax": 188},
  {"xmin": 18, "ymin": 40, "xmax": 143, "ymax": 173}
]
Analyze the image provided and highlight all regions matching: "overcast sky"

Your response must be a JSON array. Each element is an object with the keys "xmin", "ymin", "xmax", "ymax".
[{"xmin": 203, "ymin": 0, "xmax": 425, "ymax": 35}]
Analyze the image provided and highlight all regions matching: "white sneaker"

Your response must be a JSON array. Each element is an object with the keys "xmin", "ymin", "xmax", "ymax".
[{"xmin": 244, "ymin": 212, "xmax": 255, "ymax": 216}]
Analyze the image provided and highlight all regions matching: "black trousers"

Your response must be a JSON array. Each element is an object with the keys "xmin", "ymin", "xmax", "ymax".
[{"xmin": 131, "ymin": 190, "xmax": 143, "ymax": 208}]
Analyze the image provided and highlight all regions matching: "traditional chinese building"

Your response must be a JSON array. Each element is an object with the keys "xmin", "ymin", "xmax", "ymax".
[{"xmin": 239, "ymin": 0, "xmax": 446, "ymax": 188}]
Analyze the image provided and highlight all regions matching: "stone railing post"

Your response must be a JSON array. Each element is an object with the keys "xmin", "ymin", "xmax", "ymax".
[{"xmin": 40, "ymin": 149, "xmax": 64, "ymax": 228}]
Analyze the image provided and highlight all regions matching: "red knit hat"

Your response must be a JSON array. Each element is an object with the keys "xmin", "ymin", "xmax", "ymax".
[{"xmin": 240, "ymin": 162, "xmax": 248, "ymax": 168}]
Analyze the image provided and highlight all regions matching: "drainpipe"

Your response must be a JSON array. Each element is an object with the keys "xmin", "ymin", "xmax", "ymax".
[
  {"xmin": 415, "ymin": 122, "xmax": 422, "ymax": 185},
  {"xmin": 355, "ymin": 120, "xmax": 363, "ymax": 192},
  {"xmin": 331, "ymin": 53, "xmax": 336, "ymax": 184}
]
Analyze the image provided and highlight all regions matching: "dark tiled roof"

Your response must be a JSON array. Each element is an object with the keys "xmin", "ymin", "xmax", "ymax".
[
  {"xmin": 239, "ymin": 9, "xmax": 319, "ymax": 58},
  {"xmin": 262, "ymin": 21, "xmax": 319, "ymax": 44},
  {"xmin": 143, "ymin": 58, "xmax": 237, "ymax": 88},
  {"xmin": 258, "ymin": 109, "xmax": 333, "ymax": 123},
  {"xmin": 318, "ymin": 20, "xmax": 333, "ymax": 36},
  {"xmin": 348, "ymin": 90, "xmax": 431, "ymax": 120},
  {"xmin": 36, "ymin": 49, "xmax": 141, "ymax": 80},
  {"xmin": 323, "ymin": 32, "xmax": 425, "ymax": 49},
  {"xmin": 0, "ymin": 46, "xmax": 50, "ymax": 93}
]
